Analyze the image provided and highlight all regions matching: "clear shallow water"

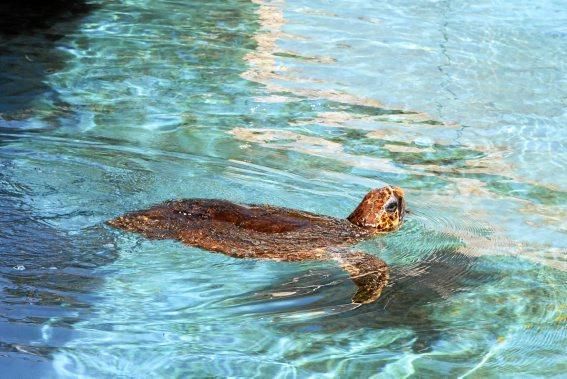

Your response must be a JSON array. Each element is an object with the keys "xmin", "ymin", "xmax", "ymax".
[{"xmin": 0, "ymin": 0, "xmax": 565, "ymax": 377}]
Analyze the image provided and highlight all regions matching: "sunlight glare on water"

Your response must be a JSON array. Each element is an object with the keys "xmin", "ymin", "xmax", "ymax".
[{"xmin": 0, "ymin": 0, "xmax": 565, "ymax": 377}]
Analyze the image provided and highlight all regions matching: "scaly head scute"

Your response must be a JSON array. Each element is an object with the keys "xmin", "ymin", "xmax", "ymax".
[{"xmin": 347, "ymin": 186, "xmax": 406, "ymax": 232}]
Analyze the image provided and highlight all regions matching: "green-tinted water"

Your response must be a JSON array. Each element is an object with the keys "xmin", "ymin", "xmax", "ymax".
[{"xmin": 0, "ymin": 0, "xmax": 565, "ymax": 377}]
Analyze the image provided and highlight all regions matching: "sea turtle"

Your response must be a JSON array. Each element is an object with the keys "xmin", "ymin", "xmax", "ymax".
[{"xmin": 107, "ymin": 186, "xmax": 406, "ymax": 304}]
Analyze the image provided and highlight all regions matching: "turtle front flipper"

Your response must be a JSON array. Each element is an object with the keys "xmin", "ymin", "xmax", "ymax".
[{"xmin": 330, "ymin": 251, "xmax": 389, "ymax": 304}]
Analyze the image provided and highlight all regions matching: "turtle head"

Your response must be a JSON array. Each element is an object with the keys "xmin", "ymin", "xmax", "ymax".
[{"xmin": 347, "ymin": 186, "xmax": 406, "ymax": 232}]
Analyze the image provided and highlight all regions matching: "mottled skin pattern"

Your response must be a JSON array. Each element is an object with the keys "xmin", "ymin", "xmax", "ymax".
[{"xmin": 108, "ymin": 186, "xmax": 406, "ymax": 304}]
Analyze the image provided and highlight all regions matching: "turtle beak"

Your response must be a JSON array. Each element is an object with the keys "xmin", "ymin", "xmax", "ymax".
[
  {"xmin": 398, "ymin": 197, "xmax": 406, "ymax": 222},
  {"xmin": 391, "ymin": 186, "xmax": 406, "ymax": 223}
]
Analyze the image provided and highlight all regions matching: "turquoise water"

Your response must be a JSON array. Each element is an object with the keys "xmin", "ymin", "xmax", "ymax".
[{"xmin": 1, "ymin": 0, "xmax": 565, "ymax": 377}]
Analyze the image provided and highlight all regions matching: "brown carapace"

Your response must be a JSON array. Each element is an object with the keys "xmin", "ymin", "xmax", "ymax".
[{"xmin": 107, "ymin": 186, "xmax": 406, "ymax": 304}]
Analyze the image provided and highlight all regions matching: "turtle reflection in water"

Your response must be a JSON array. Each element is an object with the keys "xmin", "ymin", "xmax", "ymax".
[{"xmin": 108, "ymin": 186, "xmax": 406, "ymax": 304}]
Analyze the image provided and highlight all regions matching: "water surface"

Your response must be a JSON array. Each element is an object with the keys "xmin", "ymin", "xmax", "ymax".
[{"xmin": 0, "ymin": 0, "xmax": 565, "ymax": 377}]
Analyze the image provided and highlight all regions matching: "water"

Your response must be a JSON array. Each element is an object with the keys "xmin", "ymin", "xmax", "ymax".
[{"xmin": 0, "ymin": 0, "xmax": 565, "ymax": 377}]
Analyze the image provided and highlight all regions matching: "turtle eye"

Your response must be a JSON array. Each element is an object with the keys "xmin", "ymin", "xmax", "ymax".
[{"xmin": 385, "ymin": 200, "xmax": 398, "ymax": 213}]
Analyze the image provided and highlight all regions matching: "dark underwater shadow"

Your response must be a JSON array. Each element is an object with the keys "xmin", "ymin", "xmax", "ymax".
[
  {"xmin": 0, "ymin": 0, "xmax": 96, "ymax": 119},
  {"xmin": 222, "ymin": 249, "xmax": 501, "ymax": 353},
  {"xmin": 1, "ymin": 4, "xmax": 104, "ymax": 367},
  {"xmin": 0, "ymin": 164, "xmax": 118, "ymax": 374},
  {"xmin": 0, "ymin": 0, "xmax": 93, "ymax": 36}
]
